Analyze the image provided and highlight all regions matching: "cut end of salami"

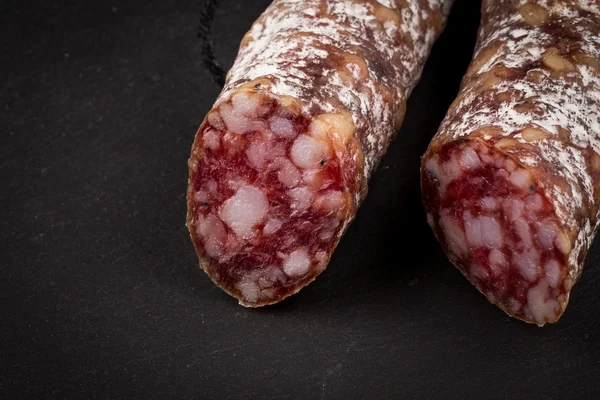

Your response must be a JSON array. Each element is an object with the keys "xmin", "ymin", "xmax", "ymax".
[
  {"xmin": 187, "ymin": 86, "xmax": 354, "ymax": 306},
  {"xmin": 422, "ymin": 139, "xmax": 573, "ymax": 325},
  {"xmin": 187, "ymin": 0, "xmax": 455, "ymax": 305}
]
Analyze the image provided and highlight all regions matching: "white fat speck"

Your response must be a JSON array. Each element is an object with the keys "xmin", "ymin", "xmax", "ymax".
[
  {"xmin": 237, "ymin": 280, "xmax": 260, "ymax": 303},
  {"xmin": 219, "ymin": 186, "xmax": 269, "ymax": 239},
  {"xmin": 527, "ymin": 280, "xmax": 560, "ymax": 325},
  {"xmin": 290, "ymin": 135, "xmax": 329, "ymax": 169},
  {"xmin": 288, "ymin": 186, "xmax": 313, "ymax": 212},
  {"xmin": 269, "ymin": 116, "xmax": 297, "ymax": 139},
  {"xmin": 282, "ymin": 248, "xmax": 311, "ymax": 277}
]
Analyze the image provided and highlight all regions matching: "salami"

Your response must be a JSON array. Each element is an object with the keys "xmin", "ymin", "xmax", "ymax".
[
  {"xmin": 421, "ymin": 0, "xmax": 600, "ymax": 325},
  {"xmin": 188, "ymin": 0, "xmax": 454, "ymax": 306}
]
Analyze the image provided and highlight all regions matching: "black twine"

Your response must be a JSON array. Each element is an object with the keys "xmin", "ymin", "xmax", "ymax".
[{"xmin": 198, "ymin": 0, "xmax": 226, "ymax": 87}]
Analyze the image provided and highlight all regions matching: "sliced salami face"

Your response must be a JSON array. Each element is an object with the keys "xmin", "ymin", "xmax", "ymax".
[
  {"xmin": 188, "ymin": 0, "xmax": 454, "ymax": 306},
  {"xmin": 421, "ymin": 0, "xmax": 600, "ymax": 325}
]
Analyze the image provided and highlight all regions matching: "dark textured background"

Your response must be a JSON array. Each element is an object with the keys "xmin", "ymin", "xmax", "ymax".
[{"xmin": 2, "ymin": 0, "xmax": 599, "ymax": 398}]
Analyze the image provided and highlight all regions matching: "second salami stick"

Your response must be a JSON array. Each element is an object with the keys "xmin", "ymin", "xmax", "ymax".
[
  {"xmin": 188, "ymin": 0, "xmax": 454, "ymax": 306},
  {"xmin": 422, "ymin": 0, "xmax": 600, "ymax": 325}
]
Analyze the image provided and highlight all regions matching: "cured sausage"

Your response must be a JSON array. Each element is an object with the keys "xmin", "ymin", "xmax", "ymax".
[
  {"xmin": 188, "ymin": 0, "xmax": 454, "ymax": 306},
  {"xmin": 422, "ymin": 0, "xmax": 600, "ymax": 325}
]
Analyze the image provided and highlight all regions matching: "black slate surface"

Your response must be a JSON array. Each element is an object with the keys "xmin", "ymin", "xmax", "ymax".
[{"xmin": 2, "ymin": 0, "xmax": 599, "ymax": 398}]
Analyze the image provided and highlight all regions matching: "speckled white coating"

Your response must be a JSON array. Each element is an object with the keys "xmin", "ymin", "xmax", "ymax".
[
  {"xmin": 189, "ymin": 0, "xmax": 455, "ymax": 306},
  {"xmin": 220, "ymin": 0, "xmax": 454, "ymax": 182},
  {"xmin": 423, "ymin": 0, "xmax": 600, "ymax": 322}
]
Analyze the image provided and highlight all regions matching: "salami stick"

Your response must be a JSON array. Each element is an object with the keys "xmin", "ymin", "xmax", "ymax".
[
  {"xmin": 188, "ymin": 0, "xmax": 453, "ymax": 306},
  {"xmin": 422, "ymin": 0, "xmax": 600, "ymax": 325}
]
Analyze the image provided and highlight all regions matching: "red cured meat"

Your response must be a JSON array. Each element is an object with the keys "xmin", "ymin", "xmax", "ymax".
[
  {"xmin": 188, "ymin": 0, "xmax": 454, "ymax": 306},
  {"xmin": 422, "ymin": 0, "xmax": 600, "ymax": 325}
]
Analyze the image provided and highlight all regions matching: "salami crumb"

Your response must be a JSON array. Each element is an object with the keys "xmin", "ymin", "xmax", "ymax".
[
  {"xmin": 422, "ymin": 0, "xmax": 600, "ymax": 325},
  {"xmin": 188, "ymin": 0, "xmax": 454, "ymax": 306}
]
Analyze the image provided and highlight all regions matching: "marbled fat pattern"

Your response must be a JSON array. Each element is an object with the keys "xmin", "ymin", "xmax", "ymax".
[
  {"xmin": 188, "ymin": 0, "xmax": 454, "ymax": 306},
  {"xmin": 422, "ymin": 0, "xmax": 600, "ymax": 324},
  {"xmin": 221, "ymin": 0, "xmax": 454, "ymax": 182}
]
